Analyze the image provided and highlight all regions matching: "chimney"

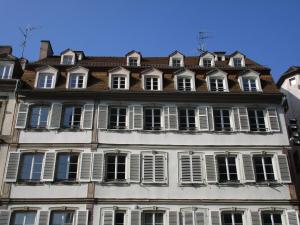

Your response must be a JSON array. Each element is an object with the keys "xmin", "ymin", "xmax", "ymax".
[
  {"xmin": 0, "ymin": 46, "xmax": 12, "ymax": 55},
  {"xmin": 39, "ymin": 40, "xmax": 53, "ymax": 60}
]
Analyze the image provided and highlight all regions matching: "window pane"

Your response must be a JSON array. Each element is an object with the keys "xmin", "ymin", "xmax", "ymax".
[
  {"xmin": 51, "ymin": 211, "xmax": 74, "ymax": 225},
  {"xmin": 31, "ymin": 153, "xmax": 44, "ymax": 180},
  {"xmin": 55, "ymin": 154, "xmax": 78, "ymax": 181},
  {"xmin": 115, "ymin": 212, "xmax": 125, "ymax": 225},
  {"xmin": 19, "ymin": 154, "xmax": 33, "ymax": 180},
  {"xmin": 12, "ymin": 212, "xmax": 37, "ymax": 225}
]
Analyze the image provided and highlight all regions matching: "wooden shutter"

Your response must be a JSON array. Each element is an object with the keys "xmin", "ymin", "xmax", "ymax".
[
  {"xmin": 180, "ymin": 154, "xmax": 192, "ymax": 183},
  {"xmin": 76, "ymin": 210, "xmax": 88, "ymax": 225},
  {"xmin": 0, "ymin": 210, "xmax": 11, "ymax": 225},
  {"xmin": 210, "ymin": 211, "xmax": 220, "ymax": 225},
  {"xmin": 198, "ymin": 106, "xmax": 209, "ymax": 131},
  {"xmin": 232, "ymin": 107, "xmax": 240, "ymax": 131},
  {"xmin": 242, "ymin": 154, "xmax": 255, "ymax": 182},
  {"xmin": 98, "ymin": 104, "xmax": 108, "ymax": 129},
  {"xmin": 129, "ymin": 106, "xmax": 134, "ymax": 130},
  {"xmin": 163, "ymin": 106, "xmax": 178, "ymax": 130},
  {"xmin": 250, "ymin": 211, "xmax": 261, "ymax": 225},
  {"xmin": 207, "ymin": 107, "xmax": 214, "ymax": 131},
  {"xmin": 103, "ymin": 210, "xmax": 114, "ymax": 225},
  {"xmin": 92, "ymin": 153, "xmax": 103, "ymax": 182},
  {"xmin": 239, "ymin": 107, "xmax": 250, "ymax": 131},
  {"xmin": 142, "ymin": 154, "xmax": 154, "ymax": 183},
  {"xmin": 42, "ymin": 152, "xmax": 56, "ymax": 182},
  {"xmin": 266, "ymin": 108, "xmax": 280, "ymax": 132},
  {"xmin": 49, "ymin": 103, "xmax": 62, "ymax": 129},
  {"xmin": 277, "ymin": 154, "xmax": 291, "ymax": 183},
  {"xmin": 15, "ymin": 103, "xmax": 29, "ymax": 128},
  {"xmin": 5, "ymin": 152, "xmax": 20, "ymax": 182},
  {"xmin": 133, "ymin": 105, "xmax": 143, "ymax": 130},
  {"xmin": 287, "ymin": 210, "xmax": 299, "ymax": 225},
  {"xmin": 130, "ymin": 154, "xmax": 140, "ymax": 183},
  {"xmin": 195, "ymin": 212, "xmax": 205, "ymax": 225},
  {"xmin": 155, "ymin": 154, "xmax": 166, "ymax": 183},
  {"xmin": 169, "ymin": 211, "xmax": 178, "ymax": 225},
  {"xmin": 205, "ymin": 155, "xmax": 217, "ymax": 183},
  {"xmin": 79, "ymin": 153, "xmax": 92, "ymax": 182},
  {"xmin": 130, "ymin": 210, "xmax": 141, "ymax": 225},
  {"xmin": 38, "ymin": 211, "xmax": 50, "ymax": 225},
  {"xmin": 82, "ymin": 104, "xmax": 94, "ymax": 129},
  {"xmin": 192, "ymin": 154, "xmax": 202, "ymax": 183},
  {"xmin": 183, "ymin": 211, "xmax": 193, "ymax": 225}
]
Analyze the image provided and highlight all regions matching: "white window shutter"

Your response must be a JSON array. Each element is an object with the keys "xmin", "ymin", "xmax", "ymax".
[
  {"xmin": 232, "ymin": 107, "xmax": 240, "ymax": 131},
  {"xmin": 286, "ymin": 210, "xmax": 300, "ymax": 225},
  {"xmin": 49, "ymin": 103, "xmax": 62, "ymax": 129},
  {"xmin": 76, "ymin": 210, "xmax": 88, "ymax": 225},
  {"xmin": 169, "ymin": 211, "xmax": 178, "ymax": 225},
  {"xmin": 79, "ymin": 153, "xmax": 92, "ymax": 182},
  {"xmin": 0, "ymin": 210, "xmax": 11, "ymax": 225},
  {"xmin": 92, "ymin": 153, "xmax": 103, "ymax": 182},
  {"xmin": 164, "ymin": 106, "xmax": 178, "ymax": 130},
  {"xmin": 242, "ymin": 154, "xmax": 255, "ymax": 183},
  {"xmin": 38, "ymin": 211, "xmax": 50, "ymax": 225},
  {"xmin": 133, "ymin": 105, "xmax": 143, "ymax": 130},
  {"xmin": 266, "ymin": 108, "xmax": 280, "ymax": 132},
  {"xmin": 192, "ymin": 154, "xmax": 203, "ymax": 183},
  {"xmin": 163, "ymin": 106, "xmax": 169, "ymax": 130},
  {"xmin": 210, "ymin": 211, "xmax": 220, "ymax": 225},
  {"xmin": 129, "ymin": 106, "xmax": 134, "ymax": 130},
  {"xmin": 277, "ymin": 154, "xmax": 291, "ymax": 183},
  {"xmin": 207, "ymin": 107, "xmax": 214, "ymax": 131},
  {"xmin": 205, "ymin": 155, "xmax": 217, "ymax": 183},
  {"xmin": 98, "ymin": 104, "xmax": 108, "ymax": 129},
  {"xmin": 195, "ymin": 211, "xmax": 205, "ymax": 225},
  {"xmin": 155, "ymin": 154, "xmax": 167, "ymax": 183},
  {"xmin": 250, "ymin": 211, "xmax": 261, "ymax": 225},
  {"xmin": 180, "ymin": 154, "xmax": 192, "ymax": 183},
  {"xmin": 42, "ymin": 152, "xmax": 56, "ymax": 182},
  {"xmin": 130, "ymin": 210, "xmax": 141, "ymax": 225},
  {"xmin": 239, "ymin": 107, "xmax": 250, "ymax": 131},
  {"xmin": 5, "ymin": 152, "xmax": 20, "ymax": 182},
  {"xmin": 198, "ymin": 106, "xmax": 209, "ymax": 131},
  {"xmin": 130, "ymin": 153, "xmax": 140, "ymax": 183},
  {"xmin": 103, "ymin": 210, "xmax": 114, "ymax": 225},
  {"xmin": 183, "ymin": 211, "xmax": 193, "ymax": 225},
  {"xmin": 142, "ymin": 154, "xmax": 154, "ymax": 183},
  {"xmin": 15, "ymin": 103, "xmax": 29, "ymax": 128},
  {"xmin": 82, "ymin": 104, "xmax": 94, "ymax": 129}
]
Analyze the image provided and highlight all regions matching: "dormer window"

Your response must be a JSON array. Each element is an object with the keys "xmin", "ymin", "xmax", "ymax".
[
  {"xmin": 206, "ymin": 69, "xmax": 229, "ymax": 92},
  {"xmin": 172, "ymin": 58, "xmax": 182, "ymax": 68},
  {"xmin": 203, "ymin": 58, "xmax": 212, "ymax": 67},
  {"xmin": 141, "ymin": 68, "xmax": 163, "ymax": 91},
  {"xmin": 199, "ymin": 52, "xmax": 215, "ymax": 68},
  {"xmin": 229, "ymin": 52, "xmax": 246, "ymax": 67},
  {"xmin": 242, "ymin": 78, "xmax": 257, "ymax": 91},
  {"xmin": 126, "ymin": 50, "xmax": 141, "ymax": 67},
  {"xmin": 108, "ymin": 67, "xmax": 130, "ymax": 90},
  {"xmin": 35, "ymin": 66, "xmax": 58, "ymax": 89},
  {"xmin": 174, "ymin": 69, "xmax": 195, "ymax": 91},
  {"xmin": 66, "ymin": 66, "xmax": 88, "ymax": 89},
  {"xmin": 62, "ymin": 55, "xmax": 74, "ymax": 65},
  {"xmin": 233, "ymin": 58, "xmax": 242, "ymax": 67},
  {"xmin": 112, "ymin": 75, "xmax": 126, "ymax": 89},
  {"xmin": 145, "ymin": 76, "xmax": 159, "ymax": 90},
  {"xmin": 238, "ymin": 70, "xmax": 262, "ymax": 92},
  {"xmin": 169, "ymin": 51, "xmax": 184, "ymax": 67},
  {"xmin": 210, "ymin": 78, "xmax": 225, "ymax": 91},
  {"xmin": 129, "ymin": 57, "xmax": 138, "ymax": 66},
  {"xmin": 0, "ymin": 62, "xmax": 13, "ymax": 79},
  {"xmin": 60, "ymin": 49, "xmax": 76, "ymax": 65}
]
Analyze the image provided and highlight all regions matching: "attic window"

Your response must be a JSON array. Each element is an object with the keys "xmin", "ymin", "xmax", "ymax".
[
  {"xmin": 172, "ymin": 58, "xmax": 181, "ymax": 67},
  {"xmin": 233, "ymin": 58, "xmax": 242, "ymax": 67},
  {"xmin": 289, "ymin": 77, "xmax": 296, "ymax": 86},
  {"xmin": 0, "ymin": 63, "xmax": 13, "ymax": 79},
  {"xmin": 129, "ymin": 57, "xmax": 138, "ymax": 66},
  {"xmin": 62, "ymin": 55, "xmax": 74, "ymax": 65},
  {"xmin": 203, "ymin": 58, "xmax": 212, "ymax": 67}
]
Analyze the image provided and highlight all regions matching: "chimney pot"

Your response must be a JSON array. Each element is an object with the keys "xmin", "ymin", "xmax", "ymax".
[{"xmin": 39, "ymin": 40, "xmax": 53, "ymax": 60}]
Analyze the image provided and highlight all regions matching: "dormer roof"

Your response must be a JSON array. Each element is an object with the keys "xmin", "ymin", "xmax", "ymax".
[{"xmin": 169, "ymin": 50, "xmax": 185, "ymax": 58}]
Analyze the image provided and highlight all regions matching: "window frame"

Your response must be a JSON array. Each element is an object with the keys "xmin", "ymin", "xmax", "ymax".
[
  {"xmin": 213, "ymin": 108, "xmax": 233, "ymax": 132},
  {"xmin": 247, "ymin": 109, "xmax": 267, "ymax": 132},
  {"xmin": 108, "ymin": 67, "xmax": 130, "ymax": 90},
  {"xmin": 11, "ymin": 211, "xmax": 37, "ymax": 225},
  {"xmin": 50, "ymin": 210, "xmax": 75, "ymax": 225},
  {"xmin": 28, "ymin": 105, "xmax": 51, "ymax": 129},
  {"xmin": 62, "ymin": 105, "xmax": 83, "ymax": 129},
  {"xmin": 111, "ymin": 75, "xmax": 127, "ymax": 90},
  {"xmin": 0, "ymin": 62, "xmax": 14, "ymax": 79},
  {"xmin": 142, "ymin": 152, "xmax": 167, "ymax": 184},
  {"xmin": 207, "ymin": 71, "xmax": 229, "ymax": 92},
  {"xmin": 238, "ymin": 71, "xmax": 262, "ymax": 92},
  {"xmin": 142, "ymin": 211, "xmax": 164, "ymax": 225},
  {"xmin": 216, "ymin": 154, "xmax": 239, "ymax": 183},
  {"xmin": 141, "ymin": 68, "xmax": 163, "ymax": 91},
  {"xmin": 144, "ymin": 108, "xmax": 162, "ymax": 131},
  {"xmin": 128, "ymin": 57, "xmax": 138, "ymax": 66},
  {"xmin": 221, "ymin": 211, "xmax": 244, "ymax": 225},
  {"xmin": 104, "ymin": 153, "xmax": 127, "ymax": 182},
  {"xmin": 108, "ymin": 106, "xmax": 127, "ymax": 129},
  {"xmin": 61, "ymin": 54, "xmax": 75, "ymax": 65},
  {"xmin": 261, "ymin": 211, "xmax": 283, "ymax": 225},
  {"xmin": 174, "ymin": 69, "xmax": 195, "ymax": 91},
  {"xmin": 54, "ymin": 152, "xmax": 80, "ymax": 182},
  {"xmin": 178, "ymin": 108, "xmax": 196, "ymax": 131},
  {"xmin": 66, "ymin": 67, "xmax": 89, "ymax": 89},
  {"xmin": 253, "ymin": 154, "xmax": 276, "ymax": 183},
  {"xmin": 18, "ymin": 152, "xmax": 44, "ymax": 182},
  {"xmin": 34, "ymin": 66, "xmax": 58, "ymax": 89}
]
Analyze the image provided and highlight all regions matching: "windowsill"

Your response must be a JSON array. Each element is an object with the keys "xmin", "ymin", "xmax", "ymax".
[
  {"xmin": 179, "ymin": 182, "xmax": 205, "ymax": 187},
  {"xmin": 254, "ymin": 181, "xmax": 281, "ymax": 187},
  {"xmin": 24, "ymin": 128, "xmax": 86, "ymax": 132},
  {"xmin": 141, "ymin": 182, "xmax": 168, "ymax": 186},
  {"xmin": 16, "ymin": 180, "xmax": 43, "ymax": 185},
  {"xmin": 217, "ymin": 181, "xmax": 242, "ymax": 186},
  {"xmin": 102, "ymin": 180, "xmax": 130, "ymax": 186}
]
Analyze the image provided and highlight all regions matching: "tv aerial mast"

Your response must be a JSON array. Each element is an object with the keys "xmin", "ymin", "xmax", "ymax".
[
  {"xmin": 197, "ymin": 31, "xmax": 213, "ymax": 54},
  {"xmin": 19, "ymin": 25, "xmax": 41, "ymax": 58}
]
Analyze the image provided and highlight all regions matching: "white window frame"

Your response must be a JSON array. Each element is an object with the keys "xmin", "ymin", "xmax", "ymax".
[
  {"xmin": 50, "ymin": 210, "xmax": 76, "ymax": 225},
  {"xmin": 0, "ymin": 62, "xmax": 14, "ymax": 79},
  {"xmin": 35, "ymin": 66, "xmax": 58, "ymax": 89},
  {"xmin": 178, "ymin": 108, "xmax": 196, "ymax": 130},
  {"xmin": 11, "ymin": 211, "xmax": 37, "ymax": 225},
  {"xmin": 128, "ymin": 57, "xmax": 138, "ymax": 66},
  {"xmin": 108, "ymin": 67, "xmax": 130, "ymax": 90},
  {"xmin": 60, "ymin": 50, "xmax": 76, "ymax": 65},
  {"xmin": 111, "ymin": 75, "xmax": 127, "ymax": 89},
  {"xmin": 142, "ymin": 68, "xmax": 163, "ymax": 91},
  {"xmin": 108, "ymin": 106, "xmax": 127, "ymax": 129},
  {"xmin": 216, "ymin": 154, "xmax": 240, "ymax": 183},
  {"xmin": 55, "ymin": 152, "xmax": 80, "ymax": 181},
  {"xmin": 221, "ymin": 211, "xmax": 244, "ymax": 225},
  {"xmin": 174, "ymin": 69, "xmax": 195, "ymax": 91},
  {"xmin": 104, "ymin": 153, "xmax": 128, "ymax": 182},
  {"xmin": 142, "ymin": 211, "xmax": 164, "ymax": 225},
  {"xmin": 260, "ymin": 211, "xmax": 283, "ymax": 225},
  {"xmin": 206, "ymin": 70, "xmax": 229, "ymax": 92},
  {"xmin": 199, "ymin": 52, "xmax": 215, "ymax": 67},
  {"xmin": 18, "ymin": 152, "xmax": 44, "ymax": 181},
  {"xmin": 126, "ymin": 51, "xmax": 141, "ymax": 66},
  {"xmin": 247, "ymin": 109, "xmax": 267, "ymax": 132},
  {"xmin": 229, "ymin": 53, "xmax": 246, "ymax": 67},
  {"xmin": 252, "ymin": 154, "xmax": 276, "ymax": 182},
  {"xmin": 238, "ymin": 71, "xmax": 262, "ymax": 92},
  {"xmin": 142, "ymin": 152, "xmax": 167, "ymax": 184},
  {"xmin": 289, "ymin": 77, "xmax": 297, "ymax": 86},
  {"xmin": 66, "ymin": 67, "xmax": 89, "ymax": 89},
  {"xmin": 144, "ymin": 107, "xmax": 162, "ymax": 130},
  {"xmin": 169, "ymin": 51, "xmax": 184, "ymax": 67},
  {"xmin": 29, "ymin": 105, "xmax": 50, "ymax": 129},
  {"xmin": 62, "ymin": 105, "xmax": 83, "ymax": 129},
  {"xmin": 213, "ymin": 108, "xmax": 233, "ymax": 132}
]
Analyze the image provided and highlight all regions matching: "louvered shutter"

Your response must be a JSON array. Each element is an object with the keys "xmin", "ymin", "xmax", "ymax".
[
  {"xmin": 15, "ymin": 103, "xmax": 29, "ymax": 128},
  {"xmin": 266, "ymin": 108, "xmax": 280, "ymax": 132},
  {"xmin": 103, "ymin": 210, "xmax": 114, "ymax": 225},
  {"xmin": 79, "ymin": 153, "xmax": 92, "ymax": 182},
  {"xmin": 129, "ymin": 106, "xmax": 134, "ymax": 130},
  {"xmin": 287, "ymin": 210, "xmax": 299, "ymax": 225},
  {"xmin": 207, "ymin": 107, "xmax": 214, "ymax": 131},
  {"xmin": 42, "ymin": 152, "xmax": 56, "ymax": 182},
  {"xmin": 210, "ymin": 211, "xmax": 220, "ymax": 225},
  {"xmin": 49, "ymin": 103, "xmax": 62, "ymax": 129},
  {"xmin": 250, "ymin": 211, "xmax": 261, "ymax": 225},
  {"xmin": 277, "ymin": 154, "xmax": 291, "ymax": 183},
  {"xmin": 233, "ymin": 107, "xmax": 240, "ymax": 131},
  {"xmin": 5, "ymin": 152, "xmax": 20, "ymax": 182},
  {"xmin": 155, "ymin": 154, "xmax": 166, "ymax": 183},
  {"xmin": 133, "ymin": 105, "xmax": 143, "ymax": 130},
  {"xmin": 164, "ymin": 106, "xmax": 178, "ymax": 130},
  {"xmin": 98, "ymin": 105, "xmax": 108, "ymax": 129},
  {"xmin": 239, "ymin": 107, "xmax": 250, "ymax": 131},
  {"xmin": 131, "ymin": 210, "xmax": 141, "ymax": 225},
  {"xmin": 0, "ymin": 210, "xmax": 11, "ymax": 225},
  {"xmin": 77, "ymin": 210, "xmax": 88, "ymax": 225},
  {"xmin": 180, "ymin": 154, "xmax": 192, "ymax": 183},
  {"xmin": 192, "ymin": 155, "xmax": 202, "ymax": 183},
  {"xmin": 130, "ymin": 154, "xmax": 140, "ymax": 183},
  {"xmin": 82, "ymin": 104, "xmax": 94, "ymax": 129},
  {"xmin": 38, "ymin": 211, "xmax": 49, "ymax": 225},
  {"xmin": 169, "ymin": 211, "xmax": 178, "ymax": 225},
  {"xmin": 198, "ymin": 107, "xmax": 209, "ymax": 131},
  {"xmin": 205, "ymin": 155, "xmax": 217, "ymax": 183},
  {"xmin": 195, "ymin": 212, "xmax": 205, "ymax": 225},
  {"xmin": 183, "ymin": 211, "xmax": 193, "ymax": 225},
  {"xmin": 242, "ymin": 154, "xmax": 255, "ymax": 182},
  {"xmin": 92, "ymin": 153, "xmax": 103, "ymax": 182},
  {"xmin": 143, "ymin": 154, "xmax": 154, "ymax": 183}
]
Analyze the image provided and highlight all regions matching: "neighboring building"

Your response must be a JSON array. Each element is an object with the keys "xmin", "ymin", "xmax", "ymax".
[
  {"xmin": 277, "ymin": 66, "xmax": 300, "ymax": 201},
  {"xmin": 0, "ymin": 41, "xmax": 299, "ymax": 225}
]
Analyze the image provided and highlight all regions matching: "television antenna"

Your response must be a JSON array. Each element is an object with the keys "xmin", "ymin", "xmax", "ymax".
[
  {"xmin": 19, "ymin": 25, "xmax": 41, "ymax": 58},
  {"xmin": 197, "ymin": 31, "xmax": 213, "ymax": 54}
]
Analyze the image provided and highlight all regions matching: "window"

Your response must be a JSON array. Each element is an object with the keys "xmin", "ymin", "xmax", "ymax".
[
  {"xmin": 261, "ymin": 212, "xmax": 282, "ymax": 225},
  {"xmin": 145, "ymin": 77, "xmax": 159, "ymax": 91},
  {"xmin": 129, "ymin": 57, "xmax": 138, "ymax": 66},
  {"xmin": 177, "ymin": 77, "xmax": 191, "ymax": 91},
  {"xmin": 62, "ymin": 106, "xmax": 82, "ymax": 129},
  {"xmin": 222, "ymin": 212, "xmax": 243, "ymax": 225},
  {"xmin": 109, "ymin": 107, "xmax": 127, "ymax": 129},
  {"xmin": 37, "ymin": 73, "xmax": 54, "ymax": 88},
  {"xmin": 178, "ymin": 108, "xmax": 196, "ymax": 130},
  {"xmin": 172, "ymin": 58, "xmax": 181, "ymax": 67},
  {"xmin": 143, "ymin": 212, "xmax": 164, "ymax": 225},
  {"xmin": 115, "ymin": 212, "xmax": 125, "ymax": 225},
  {"xmin": 112, "ymin": 75, "xmax": 126, "ymax": 89},
  {"xmin": 217, "ymin": 155, "xmax": 238, "ymax": 182},
  {"xmin": 105, "ymin": 154, "xmax": 126, "ymax": 181},
  {"xmin": 142, "ymin": 153, "xmax": 166, "ymax": 183},
  {"xmin": 289, "ymin": 77, "xmax": 297, "ymax": 86},
  {"xmin": 62, "ymin": 55, "xmax": 74, "ymax": 65},
  {"xmin": 213, "ymin": 109, "xmax": 231, "ymax": 131},
  {"xmin": 144, "ymin": 108, "xmax": 161, "ymax": 130},
  {"xmin": 0, "ymin": 64, "xmax": 12, "ymax": 79},
  {"xmin": 210, "ymin": 78, "xmax": 225, "ymax": 92},
  {"xmin": 18, "ymin": 153, "xmax": 44, "ymax": 181},
  {"xmin": 242, "ymin": 78, "xmax": 257, "ymax": 92},
  {"xmin": 11, "ymin": 211, "xmax": 37, "ymax": 225},
  {"xmin": 29, "ymin": 106, "xmax": 50, "ymax": 129},
  {"xmin": 55, "ymin": 153, "xmax": 79, "ymax": 181},
  {"xmin": 253, "ymin": 155, "xmax": 275, "ymax": 182},
  {"xmin": 248, "ymin": 109, "xmax": 266, "ymax": 132},
  {"xmin": 233, "ymin": 58, "xmax": 242, "ymax": 67},
  {"xmin": 69, "ymin": 73, "xmax": 85, "ymax": 89},
  {"xmin": 203, "ymin": 58, "xmax": 212, "ymax": 67},
  {"xmin": 50, "ymin": 211, "xmax": 74, "ymax": 225}
]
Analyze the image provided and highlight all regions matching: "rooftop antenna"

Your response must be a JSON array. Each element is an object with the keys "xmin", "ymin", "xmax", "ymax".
[
  {"xmin": 197, "ymin": 31, "xmax": 213, "ymax": 54},
  {"xmin": 19, "ymin": 25, "xmax": 41, "ymax": 58}
]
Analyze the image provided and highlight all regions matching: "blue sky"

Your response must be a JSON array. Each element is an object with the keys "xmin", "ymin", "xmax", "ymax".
[{"xmin": 1, "ymin": 0, "xmax": 299, "ymax": 80}]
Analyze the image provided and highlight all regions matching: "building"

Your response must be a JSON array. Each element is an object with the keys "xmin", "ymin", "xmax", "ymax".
[{"xmin": 0, "ymin": 41, "xmax": 299, "ymax": 225}]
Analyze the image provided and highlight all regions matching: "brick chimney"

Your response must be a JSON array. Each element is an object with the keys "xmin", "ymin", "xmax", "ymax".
[
  {"xmin": 0, "ymin": 46, "xmax": 12, "ymax": 55},
  {"xmin": 39, "ymin": 40, "xmax": 53, "ymax": 60}
]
